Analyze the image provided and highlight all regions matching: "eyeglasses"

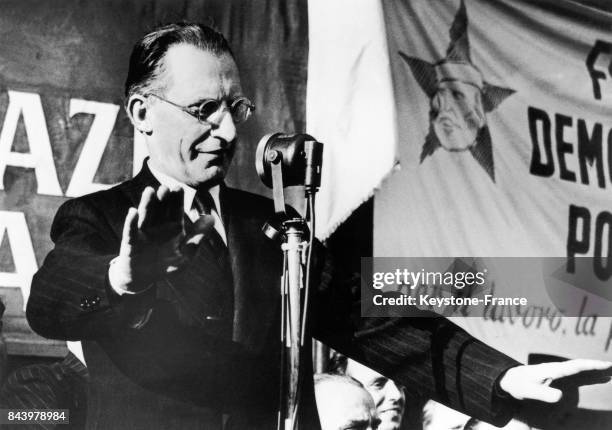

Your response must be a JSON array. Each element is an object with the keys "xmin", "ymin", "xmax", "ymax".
[{"xmin": 146, "ymin": 93, "xmax": 255, "ymax": 125}]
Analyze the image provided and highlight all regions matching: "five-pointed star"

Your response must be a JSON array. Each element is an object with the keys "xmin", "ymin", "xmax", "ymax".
[{"xmin": 399, "ymin": 0, "xmax": 515, "ymax": 181}]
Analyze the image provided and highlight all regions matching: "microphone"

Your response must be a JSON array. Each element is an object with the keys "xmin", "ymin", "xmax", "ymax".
[
  {"xmin": 255, "ymin": 134, "xmax": 324, "ymax": 428},
  {"xmin": 255, "ymin": 133, "xmax": 323, "ymax": 192}
]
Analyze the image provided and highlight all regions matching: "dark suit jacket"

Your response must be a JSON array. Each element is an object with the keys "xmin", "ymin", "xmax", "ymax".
[{"xmin": 27, "ymin": 163, "xmax": 519, "ymax": 429}]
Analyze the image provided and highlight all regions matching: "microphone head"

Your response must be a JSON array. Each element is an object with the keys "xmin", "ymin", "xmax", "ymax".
[{"xmin": 255, "ymin": 133, "xmax": 315, "ymax": 188}]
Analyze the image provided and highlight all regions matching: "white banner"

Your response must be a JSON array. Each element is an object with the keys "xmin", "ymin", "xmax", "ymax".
[
  {"xmin": 377, "ymin": 0, "xmax": 612, "ymax": 409},
  {"xmin": 307, "ymin": 0, "xmax": 398, "ymax": 240}
]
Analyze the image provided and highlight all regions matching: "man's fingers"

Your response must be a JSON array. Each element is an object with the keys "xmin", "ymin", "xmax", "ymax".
[
  {"xmin": 165, "ymin": 187, "xmax": 185, "ymax": 223},
  {"xmin": 180, "ymin": 215, "xmax": 215, "ymax": 255},
  {"xmin": 156, "ymin": 185, "xmax": 170, "ymax": 201},
  {"xmin": 137, "ymin": 186, "xmax": 156, "ymax": 229},
  {"xmin": 526, "ymin": 385, "xmax": 563, "ymax": 403},
  {"xmin": 545, "ymin": 359, "xmax": 612, "ymax": 380},
  {"xmin": 121, "ymin": 207, "xmax": 139, "ymax": 253},
  {"xmin": 155, "ymin": 187, "xmax": 184, "ymax": 233},
  {"xmin": 501, "ymin": 361, "xmax": 612, "ymax": 405},
  {"xmin": 192, "ymin": 214, "xmax": 215, "ymax": 234}
]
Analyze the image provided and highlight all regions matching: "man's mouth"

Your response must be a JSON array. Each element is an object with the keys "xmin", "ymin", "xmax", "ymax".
[
  {"xmin": 196, "ymin": 148, "xmax": 226, "ymax": 155},
  {"xmin": 190, "ymin": 136, "xmax": 235, "ymax": 162},
  {"xmin": 379, "ymin": 406, "xmax": 401, "ymax": 415},
  {"xmin": 190, "ymin": 147, "xmax": 229, "ymax": 164}
]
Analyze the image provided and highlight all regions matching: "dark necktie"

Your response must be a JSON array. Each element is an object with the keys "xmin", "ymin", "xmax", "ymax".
[
  {"xmin": 193, "ymin": 187, "xmax": 215, "ymax": 214},
  {"xmin": 193, "ymin": 188, "xmax": 226, "ymax": 250},
  {"xmin": 191, "ymin": 188, "xmax": 234, "ymax": 329}
]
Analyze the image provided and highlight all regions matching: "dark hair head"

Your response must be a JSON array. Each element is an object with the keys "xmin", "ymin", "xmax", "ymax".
[
  {"xmin": 124, "ymin": 22, "xmax": 235, "ymax": 102},
  {"xmin": 327, "ymin": 350, "xmax": 348, "ymax": 375}
]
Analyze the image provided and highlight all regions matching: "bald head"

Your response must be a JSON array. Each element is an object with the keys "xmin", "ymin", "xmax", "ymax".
[{"xmin": 315, "ymin": 374, "xmax": 379, "ymax": 430}]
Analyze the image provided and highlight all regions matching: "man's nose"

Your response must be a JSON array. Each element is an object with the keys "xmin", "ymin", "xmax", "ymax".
[
  {"xmin": 441, "ymin": 96, "xmax": 451, "ymax": 112},
  {"xmin": 434, "ymin": 91, "xmax": 453, "ymax": 112},
  {"xmin": 384, "ymin": 381, "xmax": 403, "ymax": 402},
  {"xmin": 209, "ymin": 109, "xmax": 237, "ymax": 144}
]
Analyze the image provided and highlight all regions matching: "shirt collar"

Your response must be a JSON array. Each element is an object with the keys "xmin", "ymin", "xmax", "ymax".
[{"xmin": 147, "ymin": 161, "xmax": 222, "ymax": 217}]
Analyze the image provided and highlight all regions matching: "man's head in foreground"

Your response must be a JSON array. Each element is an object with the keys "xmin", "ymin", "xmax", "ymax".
[
  {"xmin": 315, "ymin": 373, "xmax": 379, "ymax": 430},
  {"xmin": 124, "ymin": 23, "xmax": 254, "ymax": 188},
  {"xmin": 329, "ymin": 354, "xmax": 405, "ymax": 430}
]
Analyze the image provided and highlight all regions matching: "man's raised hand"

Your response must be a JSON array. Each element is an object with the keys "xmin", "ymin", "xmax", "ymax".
[{"xmin": 110, "ymin": 185, "xmax": 214, "ymax": 294}]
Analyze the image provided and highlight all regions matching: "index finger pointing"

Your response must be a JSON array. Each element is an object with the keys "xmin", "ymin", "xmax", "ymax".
[
  {"xmin": 157, "ymin": 185, "xmax": 170, "ymax": 201},
  {"xmin": 137, "ymin": 186, "xmax": 156, "ymax": 229},
  {"xmin": 162, "ymin": 187, "xmax": 185, "ymax": 222},
  {"xmin": 121, "ymin": 207, "xmax": 139, "ymax": 254},
  {"xmin": 546, "ymin": 359, "xmax": 612, "ymax": 380}
]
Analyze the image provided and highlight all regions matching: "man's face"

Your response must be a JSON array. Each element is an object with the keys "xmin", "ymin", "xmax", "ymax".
[
  {"xmin": 145, "ymin": 44, "xmax": 242, "ymax": 187},
  {"xmin": 431, "ymin": 80, "xmax": 484, "ymax": 151},
  {"xmin": 346, "ymin": 360, "xmax": 405, "ymax": 430},
  {"xmin": 315, "ymin": 380, "xmax": 379, "ymax": 430}
]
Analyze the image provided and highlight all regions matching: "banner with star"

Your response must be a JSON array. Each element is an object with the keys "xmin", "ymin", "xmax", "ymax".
[{"xmin": 376, "ymin": 0, "xmax": 612, "ymax": 410}]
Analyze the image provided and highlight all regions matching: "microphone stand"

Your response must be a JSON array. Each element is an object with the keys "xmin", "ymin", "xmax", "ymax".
[
  {"xmin": 261, "ymin": 141, "xmax": 321, "ymax": 430},
  {"xmin": 279, "ymin": 218, "xmax": 307, "ymax": 430}
]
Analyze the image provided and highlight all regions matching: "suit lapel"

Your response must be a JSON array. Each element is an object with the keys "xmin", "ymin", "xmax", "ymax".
[{"xmin": 223, "ymin": 188, "xmax": 282, "ymax": 352}]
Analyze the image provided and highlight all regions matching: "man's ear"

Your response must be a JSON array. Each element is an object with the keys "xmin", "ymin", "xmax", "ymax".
[{"xmin": 126, "ymin": 94, "xmax": 152, "ymax": 134}]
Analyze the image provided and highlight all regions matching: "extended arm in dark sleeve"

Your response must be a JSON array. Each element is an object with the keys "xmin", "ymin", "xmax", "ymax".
[{"xmin": 310, "ymin": 240, "xmax": 518, "ymax": 426}]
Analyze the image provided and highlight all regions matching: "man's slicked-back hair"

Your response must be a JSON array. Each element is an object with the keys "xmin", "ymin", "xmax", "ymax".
[{"xmin": 124, "ymin": 22, "xmax": 235, "ymax": 102}]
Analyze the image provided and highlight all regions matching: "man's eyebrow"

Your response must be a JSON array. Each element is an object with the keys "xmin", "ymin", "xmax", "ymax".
[
  {"xmin": 368, "ymin": 376, "xmax": 387, "ymax": 385},
  {"xmin": 188, "ymin": 94, "xmax": 244, "ymax": 107},
  {"xmin": 186, "ymin": 98, "xmax": 215, "ymax": 107},
  {"xmin": 340, "ymin": 416, "xmax": 380, "ymax": 429}
]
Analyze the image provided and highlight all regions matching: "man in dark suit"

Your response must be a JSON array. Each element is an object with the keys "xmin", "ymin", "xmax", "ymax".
[{"xmin": 26, "ymin": 22, "xmax": 612, "ymax": 430}]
